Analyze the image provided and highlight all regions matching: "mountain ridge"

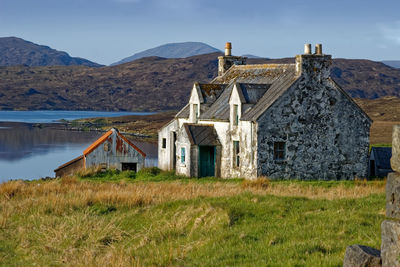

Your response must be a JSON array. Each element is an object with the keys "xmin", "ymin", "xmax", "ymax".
[
  {"xmin": 111, "ymin": 42, "xmax": 220, "ymax": 66},
  {"xmin": 0, "ymin": 37, "xmax": 102, "ymax": 67},
  {"xmin": 0, "ymin": 52, "xmax": 399, "ymax": 111}
]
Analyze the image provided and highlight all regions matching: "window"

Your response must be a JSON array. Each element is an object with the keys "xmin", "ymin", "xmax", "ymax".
[
  {"xmin": 274, "ymin": 142, "xmax": 286, "ymax": 160},
  {"xmin": 233, "ymin": 104, "xmax": 239, "ymax": 125},
  {"xmin": 193, "ymin": 104, "xmax": 199, "ymax": 119},
  {"xmin": 233, "ymin": 141, "xmax": 240, "ymax": 167},
  {"xmin": 181, "ymin": 147, "xmax": 186, "ymax": 164},
  {"xmin": 162, "ymin": 138, "xmax": 166, "ymax": 149}
]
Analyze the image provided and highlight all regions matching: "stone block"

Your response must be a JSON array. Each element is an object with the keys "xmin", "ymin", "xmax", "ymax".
[
  {"xmin": 386, "ymin": 173, "xmax": 400, "ymax": 219},
  {"xmin": 343, "ymin": 244, "xmax": 381, "ymax": 267},
  {"xmin": 381, "ymin": 220, "xmax": 400, "ymax": 267},
  {"xmin": 391, "ymin": 125, "xmax": 400, "ymax": 172}
]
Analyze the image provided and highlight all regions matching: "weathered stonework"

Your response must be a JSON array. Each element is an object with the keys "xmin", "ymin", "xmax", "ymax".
[
  {"xmin": 218, "ymin": 55, "xmax": 247, "ymax": 76},
  {"xmin": 392, "ymin": 125, "xmax": 400, "ymax": 173},
  {"xmin": 386, "ymin": 172, "xmax": 400, "ymax": 219},
  {"xmin": 343, "ymin": 244, "xmax": 382, "ymax": 267},
  {"xmin": 257, "ymin": 55, "xmax": 370, "ymax": 180},
  {"xmin": 381, "ymin": 220, "xmax": 400, "ymax": 267},
  {"xmin": 344, "ymin": 125, "xmax": 400, "ymax": 266},
  {"xmin": 381, "ymin": 125, "xmax": 400, "ymax": 267}
]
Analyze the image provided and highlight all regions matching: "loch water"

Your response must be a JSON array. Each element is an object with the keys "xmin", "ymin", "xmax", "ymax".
[{"xmin": 0, "ymin": 111, "xmax": 158, "ymax": 182}]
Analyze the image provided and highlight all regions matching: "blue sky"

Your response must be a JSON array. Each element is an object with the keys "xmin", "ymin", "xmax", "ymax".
[{"xmin": 1, "ymin": 0, "xmax": 399, "ymax": 65}]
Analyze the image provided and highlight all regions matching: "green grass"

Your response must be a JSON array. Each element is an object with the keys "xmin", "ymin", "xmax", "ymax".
[
  {"xmin": 369, "ymin": 143, "xmax": 392, "ymax": 152},
  {"xmin": 0, "ymin": 172, "xmax": 385, "ymax": 266},
  {"xmin": 78, "ymin": 167, "xmax": 244, "ymax": 184}
]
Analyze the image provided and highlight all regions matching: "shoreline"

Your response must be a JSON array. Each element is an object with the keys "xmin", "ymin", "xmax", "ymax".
[{"xmin": 0, "ymin": 111, "xmax": 176, "ymax": 143}]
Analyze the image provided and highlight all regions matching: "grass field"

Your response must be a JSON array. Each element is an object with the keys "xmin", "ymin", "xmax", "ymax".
[{"xmin": 0, "ymin": 169, "xmax": 386, "ymax": 266}]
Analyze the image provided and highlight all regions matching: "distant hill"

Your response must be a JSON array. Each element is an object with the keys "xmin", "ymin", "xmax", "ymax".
[
  {"xmin": 0, "ymin": 37, "xmax": 102, "ymax": 67},
  {"xmin": 257, "ymin": 57, "xmax": 400, "ymax": 99},
  {"xmin": 0, "ymin": 53, "xmax": 399, "ymax": 111},
  {"xmin": 382, "ymin": 60, "xmax": 400, "ymax": 69},
  {"xmin": 111, "ymin": 42, "xmax": 220, "ymax": 66}
]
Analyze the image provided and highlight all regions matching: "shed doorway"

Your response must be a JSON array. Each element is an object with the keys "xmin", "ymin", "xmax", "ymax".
[
  {"xmin": 199, "ymin": 146, "xmax": 215, "ymax": 177},
  {"xmin": 369, "ymin": 160, "xmax": 375, "ymax": 177},
  {"xmin": 122, "ymin": 163, "xmax": 137, "ymax": 172}
]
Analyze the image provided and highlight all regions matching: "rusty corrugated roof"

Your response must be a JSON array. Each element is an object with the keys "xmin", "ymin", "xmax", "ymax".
[
  {"xmin": 54, "ymin": 155, "xmax": 84, "ymax": 172},
  {"xmin": 83, "ymin": 129, "xmax": 113, "ymax": 155},
  {"xmin": 116, "ymin": 131, "xmax": 146, "ymax": 157},
  {"xmin": 83, "ymin": 128, "xmax": 146, "ymax": 157}
]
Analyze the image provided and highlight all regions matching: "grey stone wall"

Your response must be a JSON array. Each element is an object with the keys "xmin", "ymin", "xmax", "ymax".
[
  {"xmin": 256, "ymin": 55, "xmax": 371, "ymax": 180},
  {"xmin": 391, "ymin": 126, "xmax": 400, "ymax": 173},
  {"xmin": 218, "ymin": 56, "xmax": 246, "ymax": 76},
  {"xmin": 381, "ymin": 126, "xmax": 400, "ymax": 267}
]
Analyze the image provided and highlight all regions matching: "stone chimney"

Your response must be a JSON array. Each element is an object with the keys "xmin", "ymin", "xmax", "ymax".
[
  {"xmin": 225, "ymin": 42, "xmax": 232, "ymax": 56},
  {"xmin": 218, "ymin": 42, "xmax": 247, "ymax": 77},
  {"xmin": 295, "ymin": 43, "xmax": 332, "ymax": 81}
]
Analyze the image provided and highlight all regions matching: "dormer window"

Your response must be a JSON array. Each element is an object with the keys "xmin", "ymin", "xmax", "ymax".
[
  {"xmin": 233, "ymin": 104, "xmax": 239, "ymax": 125},
  {"xmin": 193, "ymin": 104, "xmax": 199, "ymax": 120}
]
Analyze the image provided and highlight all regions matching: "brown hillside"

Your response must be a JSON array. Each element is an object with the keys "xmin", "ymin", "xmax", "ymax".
[
  {"xmin": 355, "ymin": 97, "xmax": 400, "ymax": 144},
  {"xmin": 0, "ymin": 53, "xmax": 399, "ymax": 111},
  {"xmin": 0, "ymin": 53, "xmax": 220, "ymax": 111}
]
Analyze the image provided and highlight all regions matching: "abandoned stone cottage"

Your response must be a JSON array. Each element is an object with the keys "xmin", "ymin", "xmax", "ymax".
[{"xmin": 158, "ymin": 43, "xmax": 372, "ymax": 180}]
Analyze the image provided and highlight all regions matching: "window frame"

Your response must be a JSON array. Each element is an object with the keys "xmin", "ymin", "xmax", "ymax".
[
  {"xmin": 162, "ymin": 138, "xmax": 167, "ymax": 149},
  {"xmin": 181, "ymin": 147, "xmax": 186, "ymax": 164},
  {"xmin": 233, "ymin": 140, "xmax": 240, "ymax": 167},
  {"xmin": 193, "ymin": 104, "xmax": 199, "ymax": 120},
  {"xmin": 273, "ymin": 142, "xmax": 286, "ymax": 161},
  {"xmin": 233, "ymin": 104, "xmax": 239, "ymax": 126}
]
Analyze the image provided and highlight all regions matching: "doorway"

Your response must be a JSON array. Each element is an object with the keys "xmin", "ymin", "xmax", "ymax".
[
  {"xmin": 122, "ymin": 162, "xmax": 137, "ymax": 172},
  {"xmin": 199, "ymin": 146, "xmax": 215, "ymax": 177},
  {"xmin": 369, "ymin": 160, "xmax": 375, "ymax": 177},
  {"xmin": 173, "ymin": 132, "xmax": 177, "ymax": 170}
]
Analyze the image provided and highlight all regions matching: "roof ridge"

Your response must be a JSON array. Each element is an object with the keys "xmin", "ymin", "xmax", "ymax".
[
  {"xmin": 232, "ymin": 63, "xmax": 295, "ymax": 69},
  {"xmin": 83, "ymin": 130, "xmax": 113, "ymax": 155}
]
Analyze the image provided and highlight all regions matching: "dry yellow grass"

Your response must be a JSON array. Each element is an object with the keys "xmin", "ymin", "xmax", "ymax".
[{"xmin": 0, "ymin": 177, "xmax": 385, "ymax": 212}]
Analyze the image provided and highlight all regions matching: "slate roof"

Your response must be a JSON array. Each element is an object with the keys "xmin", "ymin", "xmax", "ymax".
[
  {"xmin": 199, "ymin": 83, "xmax": 234, "ymax": 121},
  {"xmin": 213, "ymin": 64, "xmax": 296, "ymax": 84},
  {"xmin": 371, "ymin": 147, "xmax": 393, "ymax": 170},
  {"xmin": 175, "ymin": 63, "xmax": 298, "ymax": 121},
  {"xmin": 175, "ymin": 104, "xmax": 190, "ymax": 118},
  {"xmin": 237, "ymin": 83, "xmax": 271, "ymax": 104},
  {"xmin": 184, "ymin": 124, "xmax": 220, "ymax": 146},
  {"xmin": 198, "ymin": 83, "xmax": 227, "ymax": 104},
  {"xmin": 241, "ymin": 70, "xmax": 298, "ymax": 121}
]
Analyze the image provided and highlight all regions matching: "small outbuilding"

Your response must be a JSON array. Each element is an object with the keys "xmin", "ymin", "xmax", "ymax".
[
  {"xmin": 368, "ymin": 147, "xmax": 393, "ymax": 178},
  {"xmin": 54, "ymin": 128, "xmax": 146, "ymax": 177}
]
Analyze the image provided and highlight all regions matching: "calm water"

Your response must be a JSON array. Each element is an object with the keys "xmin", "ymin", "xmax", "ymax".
[
  {"xmin": 0, "ymin": 111, "xmax": 158, "ymax": 182},
  {"xmin": 0, "ymin": 110, "xmax": 154, "ymax": 123}
]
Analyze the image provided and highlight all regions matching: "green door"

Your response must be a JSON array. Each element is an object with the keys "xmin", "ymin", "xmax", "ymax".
[{"xmin": 199, "ymin": 146, "xmax": 215, "ymax": 177}]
